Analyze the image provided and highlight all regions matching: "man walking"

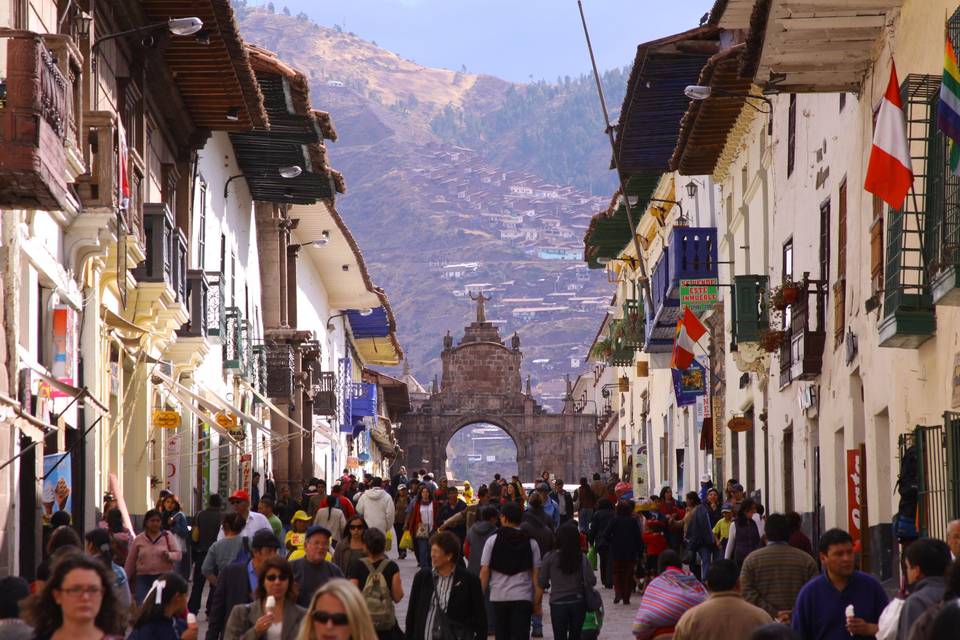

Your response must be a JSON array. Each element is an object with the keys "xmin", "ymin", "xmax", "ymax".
[
  {"xmin": 531, "ymin": 483, "xmax": 560, "ymax": 530},
  {"xmin": 550, "ymin": 479, "xmax": 574, "ymax": 526},
  {"xmin": 355, "ymin": 477, "xmax": 395, "ymax": 535},
  {"xmin": 739, "ymin": 513, "xmax": 819, "ymax": 622},
  {"xmin": 467, "ymin": 507, "xmax": 500, "ymax": 637},
  {"xmin": 439, "ymin": 486, "xmax": 468, "ymax": 544},
  {"xmin": 219, "ymin": 489, "xmax": 272, "ymax": 540},
  {"xmin": 898, "ymin": 537, "xmax": 951, "ymax": 638},
  {"xmin": 188, "ymin": 493, "xmax": 223, "ymax": 613},
  {"xmin": 673, "ymin": 559, "xmax": 772, "ymax": 640},
  {"xmin": 481, "ymin": 502, "xmax": 542, "ymax": 640},
  {"xmin": 207, "ymin": 529, "xmax": 280, "ymax": 640},
  {"xmin": 290, "ymin": 525, "xmax": 344, "ymax": 607},
  {"xmin": 792, "ymin": 528, "xmax": 888, "ymax": 639},
  {"xmin": 573, "ymin": 477, "xmax": 596, "ymax": 534}
]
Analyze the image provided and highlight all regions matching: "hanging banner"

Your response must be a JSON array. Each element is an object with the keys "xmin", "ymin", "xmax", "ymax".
[
  {"xmin": 165, "ymin": 434, "xmax": 180, "ymax": 490},
  {"xmin": 672, "ymin": 358, "xmax": 706, "ymax": 406},
  {"xmin": 846, "ymin": 449, "xmax": 863, "ymax": 544},
  {"xmin": 49, "ymin": 306, "xmax": 77, "ymax": 397},
  {"xmin": 240, "ymin": 453, "xmax": 253, "ymax": 495},
  {"xmin": 42, "ymin": 452, "xmax": 72, "ymax": 524}
]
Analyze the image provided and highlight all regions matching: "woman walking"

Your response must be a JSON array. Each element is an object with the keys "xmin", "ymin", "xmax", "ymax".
[
  {"xmin": 127, "ymin": 573, "xmax": 195, "ymax": 640},
  {"xmin": 725, "ymin": 498, "xmax": 762, "ymax": 568},
  {"xmin": 125, "ymin": 509, "xmax": 181, "ymax": 605},
  {"xmin": 392, "ymin": 485, "xmax": 410, "ymax": 560},
  {"xmin": 347, "ymin": 529, "xmax": 403, "ymax": 640},
  {"xmin": 298, "ymin": 578, "xmax": 378, "ymax": 640},
  {"xmin": 313, "ymin": 496, "xmax": 348, "ymax": 547},
  {"xmin": 537, "ymin": 525, "xmax": 596, "ymax": 640},
  {"xmin": 84, "ymin": 528, "xmax": 132, "ymax": 612},
  {"xmin": 160, "ymin": 494, "xmax": 190, "ymax": 577},
  {"xmin": 332, "ymin": 516, "xmax": 368, "ymax": 575},
  {"xmin": 24, "ymin": 553, "xmax": 127, "ymax": 640},
  {"xmin": 588, "ymin": 499, "xmax": 615, "ymax": 589},
  {"xmin": 405, "ymin": 531, "xmax": 487, "ymax": 640},
  {"xmin": 631, "ymin": 551, "xmax": 707, "ymax": 639},
  {"xmin": 603, "ymin": 500, "xmax": 643, "ymax": 605},
  {"xmin": 225, "ymin": 556, "xmax": 305, "ymax": 640},
  {"xmin": 406, "ymin": 487, "xmax": 440, "ymax": 570}
]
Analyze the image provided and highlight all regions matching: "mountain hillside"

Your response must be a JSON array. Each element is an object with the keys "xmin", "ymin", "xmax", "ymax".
[{"xmin": 237, "ymin": 5, "xmax": 623, "ymax": 408}]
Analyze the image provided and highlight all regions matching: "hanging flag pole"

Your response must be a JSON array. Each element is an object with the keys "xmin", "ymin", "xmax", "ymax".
[{"xmin": 576, "ymin": 0, "xmax": 653, "ymax": 307}]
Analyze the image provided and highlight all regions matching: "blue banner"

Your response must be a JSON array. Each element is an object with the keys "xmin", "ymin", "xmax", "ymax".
[
  {"xmin": 672, "ymin": 358, "xmax": 706, "ymax": 407},
  {"xmin": 42, "ymin": 452, "xmax": 72, "ymax": 524}
]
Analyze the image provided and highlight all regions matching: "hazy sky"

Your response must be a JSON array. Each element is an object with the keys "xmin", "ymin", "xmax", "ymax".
[{"xmin": 248, "ymin": 0, "xmax": 716, "ymax": 82}]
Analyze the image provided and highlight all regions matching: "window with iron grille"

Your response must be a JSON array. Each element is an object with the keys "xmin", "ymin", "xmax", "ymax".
[
  {"xmin": 198, "ymin": 177, "xmax": 207, "ymax": 267},
  {"xmin": 787, "ymin": 94, "xmax": 797, "ymax": 177}
]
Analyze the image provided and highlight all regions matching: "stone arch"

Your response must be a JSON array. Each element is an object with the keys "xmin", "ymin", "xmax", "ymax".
[
  {"xmin": 442, "ymin": 417, "xmax": 521, "ymax": 482},
  {"xmin": 440, "ymin": 414, "xmax": 527, "ymax": 466}
]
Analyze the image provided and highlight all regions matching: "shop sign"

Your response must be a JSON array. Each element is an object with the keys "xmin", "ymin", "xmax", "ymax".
[
  {"xmin": 50, "ymin": 306, "xmax": 77, "ymax": 397},
  {"xmin": 727, "ymin": 416, "xmax": 753, "ymax": 432},
  {"xmin": 672, "ymin": 358, "xmax": 706, "ymax": 406},
  {"xmin": 215, "ymin": 412, "xmax": 239, "ymax": 431},
  {"xmin": 346, "ymin": 456, "xmax": 360, "ymax": 469},
  {"xmin": 846, "ymin": 449, "xmax": 863, "ymax": 544},
  {"xmin": 153, "ymin": 410, "xmax": 181, "ymax": 429},
  {"xmin": 680, "ymin": 278, "xmax": 719, "ymax": 312},
  {"xmin": 713, "ymin": 398, "xmax": 724, "ymax": 457},
  {"xmin": 165, "ymin": 434, "xmax": 180, "ymax": 488}
]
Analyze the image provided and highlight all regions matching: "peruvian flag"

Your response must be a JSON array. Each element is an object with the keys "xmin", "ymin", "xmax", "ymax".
[
  {"xmin": 864, "ymin": 62, "xmax": 914, "ymax": 210},
  {"xmin": 671, "ymin": 307, "xmax": 707, "ymax": 370}
]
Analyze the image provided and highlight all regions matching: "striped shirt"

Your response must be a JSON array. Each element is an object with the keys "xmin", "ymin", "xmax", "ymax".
[
  {"xmin": 739, "ymin": 542, "xmax": 819, "ymax": 617},
  {"xmin": 424, "ymin": 571, "xmax": 454, "ymax": 640}
]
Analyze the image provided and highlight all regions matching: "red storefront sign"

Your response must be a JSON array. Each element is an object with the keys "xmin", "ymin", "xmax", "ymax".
[{"xmin": 846, "ymin": 449, "xmax": 863, "ymax": 543}]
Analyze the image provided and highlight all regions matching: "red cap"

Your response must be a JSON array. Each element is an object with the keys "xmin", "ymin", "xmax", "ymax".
[{"xmin": 228, "ymin": 489, "xmax": 251, "ymax": 502}]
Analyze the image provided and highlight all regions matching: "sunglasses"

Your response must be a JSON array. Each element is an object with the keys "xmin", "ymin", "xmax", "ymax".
[
  {"xmin": 312, "ymin": 611, "xmax": 349, "ymax": 626},
  {"xmin": 264, "ymin": 574, "xmax": 289, "ymax": 582}
]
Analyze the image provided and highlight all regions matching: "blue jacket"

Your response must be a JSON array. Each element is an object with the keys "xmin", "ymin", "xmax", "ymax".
[{"xmin": 684, "ymin": 504, "xmax": 716, "ymax": 551}]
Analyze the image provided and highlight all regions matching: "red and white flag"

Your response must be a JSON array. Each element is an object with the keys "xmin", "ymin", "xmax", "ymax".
[
  {"xmin": 117, "ymin": 122, "xmax": 130, "ymax": 211},
  {"xmin": 864, "ymin": 62, "xmax": 914, "ymax": 210},
  {"xmin": 671, "ymin": 306, "xmax": 707, "ymax": 370}
]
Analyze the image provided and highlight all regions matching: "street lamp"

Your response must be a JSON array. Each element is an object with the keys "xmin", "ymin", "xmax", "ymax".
[
  {"xmin": 223, "ymin": 165, "xmax": 302, "ymax": 199},
  {"xmin": 684, "ymin": 85, "xmax": 773, "ymax": 114},
  {"xmin": 290, "ymin": 231, "xmax": 331, "ymax": 249},
  {"xmin": 92, "ymin": 17, "xmax": 203, "ymax": 54}
]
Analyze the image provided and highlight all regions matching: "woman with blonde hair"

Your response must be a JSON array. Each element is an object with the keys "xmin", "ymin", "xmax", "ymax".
[{"xmin": 297, "ymin": 578, "xmax": 377, "ymax": 640}]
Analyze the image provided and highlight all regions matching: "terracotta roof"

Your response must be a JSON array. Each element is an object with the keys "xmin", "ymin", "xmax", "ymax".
[
  {"xmin": 670, "ymin": 44, "xmax": 752, "ymax": 176},
  {"xmin": 739, "ymin": 0, "xmax": 771, "ymax": 80},
  {"xmin": 140, "ymin": 0, "xmax": 267, "ymax": 130}
]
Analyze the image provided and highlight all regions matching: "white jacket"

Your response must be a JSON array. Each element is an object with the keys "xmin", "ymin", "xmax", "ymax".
[{"xmin": 355, "ymin": 487, "xmax": 396, "ymax": 535}]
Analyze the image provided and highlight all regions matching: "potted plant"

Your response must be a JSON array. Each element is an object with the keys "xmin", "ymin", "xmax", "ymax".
[
  {"xmin": 771, "ymin": 279, "xmax": 803, "ymax": 310},
  {"xmin": 591, "ymin": 337, "xmax": 613, "ymax": 360},
  {"xmin": 759, "ymin": 329, "xmax": 786, "ymax": 353}
]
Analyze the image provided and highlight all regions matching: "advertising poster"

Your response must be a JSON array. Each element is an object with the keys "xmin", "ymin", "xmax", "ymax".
[
  {"xmin": 846, "ymin": 449, "xmax": 863, "ymax": 544},
  {"xmin": 672, "ymin": 358, "xmax": 706, "ymax": 406},
  {"xmin": 42, "ymin": 452, "xmax": 72, "ymax": 524}
]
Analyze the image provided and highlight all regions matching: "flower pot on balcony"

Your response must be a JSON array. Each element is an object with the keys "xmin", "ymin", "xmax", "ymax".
[
  {"xmin": 772, "ymin": 283, "xmax": 801, "ymax": 310},
  {"xmin": 759, "ymin": 330, "xmax": 786, "ymax": 353}
]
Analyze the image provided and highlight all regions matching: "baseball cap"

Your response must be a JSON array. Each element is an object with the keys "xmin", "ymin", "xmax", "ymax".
[
  {"xmin": 305, "ymin": 525, "xmax": 332, "ymax": 540},
  {"xmin": 290, "ymin": 510, "xmax": 311, "ymax": 524},
  {"xmin": 397, "ymin": 484, "xmax": 408, "ymax": 491},
  {"xmin": 721, "ymin": 503, "xmax": 733, "ymax": 513},
  {"xmin": 251, "ymin": 529, "xmax": 281, "ymax": 550},
  {"xmin": 228, "ymin": 489, "xmax": 251, "ymax": 502},
  {"xmin": 700, "ymin": 474, "xmax": 711, "ymax": 483},
  {"xmin": 731, "ymin": 483, "xmax": 745, "ymax": 492}
]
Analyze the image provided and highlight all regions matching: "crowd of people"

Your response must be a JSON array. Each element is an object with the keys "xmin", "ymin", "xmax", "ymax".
[{"xmin": 7, "ymin": 467, "xmax": 960, "ymax": 640}]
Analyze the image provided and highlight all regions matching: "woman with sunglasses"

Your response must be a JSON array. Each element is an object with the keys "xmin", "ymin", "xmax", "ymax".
[
  {"xmin": 23, "ymin": 553, "xmax": 127, "ymax": 640},
  {"xmin": 298, "ymin": 578, "xmax": 378, "ymax": 640},
  {"xmin": 225, "ymin": 556, "xmax": 305, "ymax": 640},
  {"xmin": 126, "ymin": 572, "xmax": 195, "ymax": 640},
  {"xmin": 332, "ymin": 517, "xmax": 368, "ymax": 575}
]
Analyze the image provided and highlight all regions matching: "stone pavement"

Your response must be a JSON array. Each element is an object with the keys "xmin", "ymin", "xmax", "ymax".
[{"xmin": 389, "ymin": 549, "xmax": 635, "ymax": 640}]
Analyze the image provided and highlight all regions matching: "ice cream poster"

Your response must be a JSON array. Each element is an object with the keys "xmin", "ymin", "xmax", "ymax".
[{"xmin": 42, "ymin": 452, "xmax": 72, "ymax": 522}]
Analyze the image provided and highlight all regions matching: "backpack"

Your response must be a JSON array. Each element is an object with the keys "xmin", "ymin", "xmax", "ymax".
[
  {"xmin": 233, "ymin": 536, "xmax": 252, "ymax": 565},
  {"xmin": 360, "ymin": 558, "xmax": 396, "ymax": 631}
]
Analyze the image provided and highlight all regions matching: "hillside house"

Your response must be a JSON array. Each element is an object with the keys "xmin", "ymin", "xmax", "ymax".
[
  {"xmin": 538, "ymin": 247, "xmax": 583, "ymax": 261},
  {"xmin": 511, "ymin": 306, "xmax": 570, "ymax": 321}
]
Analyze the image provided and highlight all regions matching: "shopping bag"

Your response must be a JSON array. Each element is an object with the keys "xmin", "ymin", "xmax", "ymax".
[
  {"xmin": 587, "ymin": 544, "xmax": 598, "ymax": 570},
  {"xmin": 399, "ymin": 530, "xmax": 414, "ymax": 550},
  {"xmin": 385, "ymin": 530, "xmax": 394, "ymax": 551}
]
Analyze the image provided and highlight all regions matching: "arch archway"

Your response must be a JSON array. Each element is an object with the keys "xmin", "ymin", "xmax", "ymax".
[{"xmin": 445, "ymin": 422, "xmax": 519, "ymax": 483}]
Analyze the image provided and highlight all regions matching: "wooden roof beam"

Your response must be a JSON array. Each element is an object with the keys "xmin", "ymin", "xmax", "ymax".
[{"xmin": 776, "ymin": 15, "xmax": 885, "ymax": 29}]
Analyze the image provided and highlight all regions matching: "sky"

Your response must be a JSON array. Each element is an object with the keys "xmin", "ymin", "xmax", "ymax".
[{"xmin": 248, "ymin": 0, "xmax": 716, "ymax": 83}]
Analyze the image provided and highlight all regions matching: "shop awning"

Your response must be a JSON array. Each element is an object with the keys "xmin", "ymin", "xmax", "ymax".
[
  {"xmin": 153, "ymin": 371, "xmax": 265, "ymax": 438},
  {"xmin": 21, "ymin": 360, "xmax": 110, "ymax": 414},
  {"xmin": 238, "ymin": 377, "xmax": 336, "ymax": 441},
  {"xmin": 583, "ymin": 173, "xmax": 661, "ymax": 268},
  {"xmin": 0, "ymin": 390, "xmax": 52, "ymax": 440},
  {"xmin": 102, "ymin": 306, "xmax": 153, "ymax": 335}
]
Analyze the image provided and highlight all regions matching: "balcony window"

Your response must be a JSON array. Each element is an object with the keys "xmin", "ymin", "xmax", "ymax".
[
  {"xmin": 132, "ymin": 203, "xmax": 175, "ymax": 285},
  {"xmin": 733, "ymin": 275, "xmax": 769, "ymax": 343},
  {"xmin": 266, "ymin": 342, "xmax": 296, "ymax": 398},
  {"xmin": 223, "ymin": 307, "xmax": 250, "ymax": 373},
  {"xmin": 0, "ymin": 32, "xmax": 75, "ymax": 211},
  {"xmin": 177, "ymin": 270, "xmax": 209, "ymax": 338}
]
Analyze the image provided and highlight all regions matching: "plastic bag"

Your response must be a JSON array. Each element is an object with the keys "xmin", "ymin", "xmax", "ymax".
[
  {"xmin": 587, "ymin": 544, "xmax": 598, "ymax": 570},
  {"xmin": 399, "ymin": 530, "xmax": 414, "ymax": 550},
  {"xmin": 385, "ymin": 530, "xmax": 393, "ymax": 551}
]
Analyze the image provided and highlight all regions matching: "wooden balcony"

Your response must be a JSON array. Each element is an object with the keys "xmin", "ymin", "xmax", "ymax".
[
  {"xmin": 779, "ymin": 277, "xmax": 827, "ymax": 385},
  {"xmin": 0, "ymin": 30, "xmax": 79, "ymax": 212},
  {"xmin": 314, "ymin": 371, "xmax": 337, "ymax": 416},
  {"xmin": 177, "ymin": 270, "xmax": 209, "ymax": 339}
]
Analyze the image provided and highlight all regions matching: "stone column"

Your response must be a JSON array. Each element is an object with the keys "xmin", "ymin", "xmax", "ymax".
[{"xmin": 255, "ymin": 203, "xmax": 283, "ymax": 329}]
